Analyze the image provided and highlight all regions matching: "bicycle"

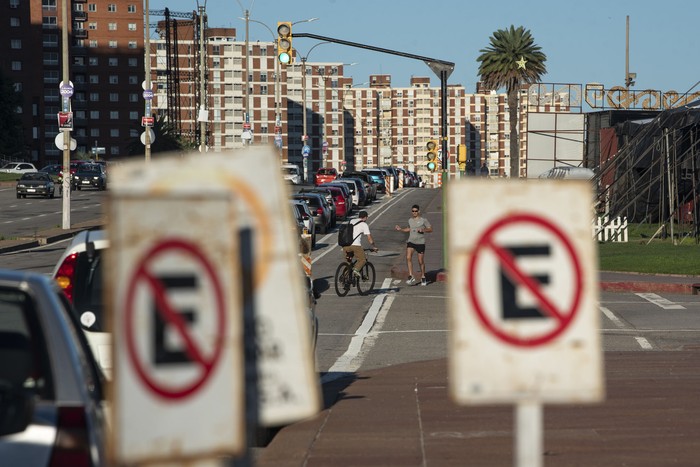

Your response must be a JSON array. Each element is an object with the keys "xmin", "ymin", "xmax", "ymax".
[{"xmin": 334, "ymin": 248, "xmax": 376, "ymax": 296}]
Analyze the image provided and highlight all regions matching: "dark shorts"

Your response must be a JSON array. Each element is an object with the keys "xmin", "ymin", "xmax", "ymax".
[{"xmin": 406, "ymin": 242, "xmax": 425, "ymax": 254}]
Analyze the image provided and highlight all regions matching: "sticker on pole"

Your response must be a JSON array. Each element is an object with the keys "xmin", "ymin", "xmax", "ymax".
[{"xmin": 447, "ymin": 179, "xmax": 604, "ymax": 405}]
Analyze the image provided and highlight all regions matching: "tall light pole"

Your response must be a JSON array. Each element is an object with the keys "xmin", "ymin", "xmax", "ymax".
[
  {"xmin": 60, "ymin": 0, "xmax": 71, "ymax": 229},
  {"xmin": 197, "ymin": 2, "xmax": 207, "ymax": 152},
  {"xmin": 144, "ymin": 0, "xmax": 152, "ymax": 163}
]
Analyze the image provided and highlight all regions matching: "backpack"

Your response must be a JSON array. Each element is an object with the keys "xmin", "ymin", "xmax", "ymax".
[{"xmin": 338, "ymin": 220, "xmax": 359, "ymax": 247}]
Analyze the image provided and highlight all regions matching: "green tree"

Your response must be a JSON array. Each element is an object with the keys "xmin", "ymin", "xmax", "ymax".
[
  {"xmin": 126, "ymin": 114, "xmax": 196, "ymax": 157},
  {"xmin": 477, "ymin": 25, "xmax": 546, "ymax": 178},
  {"xmin": 0, "ymin": 69, "xmax": 26, "ymax": 160}
]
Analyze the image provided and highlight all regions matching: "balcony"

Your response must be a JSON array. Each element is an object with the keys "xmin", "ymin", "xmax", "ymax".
[
  {"xmin": 74, "ymin": 30, "xmax": 87, "ymax": 39},
  {"xmin": 73, "ymin": 11, "xmax": 87, "ymax": 21}
]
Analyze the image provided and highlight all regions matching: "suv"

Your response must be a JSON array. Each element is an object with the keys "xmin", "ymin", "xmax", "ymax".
[
  {"xmin": 291, "ymin": 193, "xmax": 332, "ymax": 234},
  {"xmin": 362, "ymin": 168, "xmax": 387, "ymax": 194},
  {"xmin": 72, "ymin": 163, "xmax": 107, "ymax": 191},
  {"xmin": 281, "ymin": 164, "xmax": 302, "ymax": 185},
  {"xmin": 0, "ymin": 268, "xmax": 108, "ymax": 465},
  {"xmin": 52, "ymin": 229, "xmax": 111, "ymax": 377}
]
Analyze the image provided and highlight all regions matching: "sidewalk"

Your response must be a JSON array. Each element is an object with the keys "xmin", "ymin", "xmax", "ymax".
[{"xmin": 256, "ymin": 352, "xmax": 700, "ymax": 466}]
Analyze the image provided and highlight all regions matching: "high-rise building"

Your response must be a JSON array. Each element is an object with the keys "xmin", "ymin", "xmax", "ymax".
[{"xmin": 1, "ymin": 0, "xmax": 146, "ymax": 165}]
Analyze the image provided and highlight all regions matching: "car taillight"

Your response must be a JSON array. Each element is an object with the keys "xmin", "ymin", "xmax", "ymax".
[
  {"xmin": 49, "ymin": 406, "xmax": 92, "ymax": 467},
  {"xmin": 54, "ymin": 252, "xmax": 78, "ymax": 303},
  {"xmin": 316, "ymin": 207, "xmax": 323, "ymax": 215}
]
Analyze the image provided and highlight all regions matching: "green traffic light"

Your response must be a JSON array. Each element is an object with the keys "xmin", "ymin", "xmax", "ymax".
[
  {"xmin": 279, "ymin": 52, "xmax": 291, "ymax": 64},
  {"xmin": 426, "ymin": 161, "xmax": 437, "ymax": 172}
]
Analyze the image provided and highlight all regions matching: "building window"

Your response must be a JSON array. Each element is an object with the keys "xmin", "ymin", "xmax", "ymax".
[
  {"xmin": 128, "ymin": 58, "xmax": 138, "ymax": 67},
  {"xmin": 11, "ymin": 39, "xmax": 21, "ymax": 49},
  {"xmin": 128, "ymin": 76, "xmax": 138, "ymax": 85},
  {"xmin": 10, "ymin": 0, "xmax": 19, "ymax": 8},
  {"xmin": 74, "ymin": 3, "xmax": 84, "ymax": 12},
  {"xmin": 130, "ymin": 111, "xmax": 138, "ymax": 120},
  {"xmin": 90, "ymin": 111, "xmax": 100, "ymax": 119},
  {"xmin": 89, "ymin": 92, "xmax": 99, "ymax": 101},
  {"xmin": 109, "ymin": 93, "xmax": 118, "ymax": 102},
  {"xmin": 88, "ymin": 22, "xmax": 97, "ymax": 30},
  {"xmin": 88, "ymin": 4, "xmax": 97, "ymax": 12},
  {"xmin": 128, "ymin": 5, "xmax": 136, "ymax": 13},
  {"xmin": 128, "ymin": 41, "xmax": 137, "ymax": 49},
  {"xmin": 109, "ymin": 40, "xmax": 117, "ymax": 48},
  {"xmin": 111, "ymin": 146, "xmax": 120, "ymax": 155},
  {"xmin": 43, "ymin": 52, "xmax": 59, "ymax": 65},
  {"xmin": 108, "ymin": 4, "xmax": 116, "ymax": 12},
  {"xmin": 42, "ymin": 0, "xmax": 57, "ymax": 10},
  {"xmin": 109, "ymin": 75, "xmax": 118, "ymax": 84},
  {"xmin": 110, "ymin": 129, "xmax": 120, "ymax": 137},
  {"xmin": 10, "ymin": 17, "xmax": 20, "ymax": 27},
  {"xmin": 89, "ymin": 40, "xmax": 98, "ymax": 48},
  {"xmin": 108, "ymin": 23, "xmax": 117, "ymax": 31},
  {"xmin": 44, "ymin": 70, "xmax": 59, "ymax": 83},
  {"xmin": 42, "ymin": 16, "xmax": 57, "ymax": 28},
  {"xmin": 129, "ymin": 93, "xmax": 138, "ymax": 102},
  {"xmin": 109, "ymin": 58, "xmax": 118, "ymax": 66},
  {"xmin": 89, "ymin": 75, "xmax": 99, "ymax": 84},
  {"xmin": 128, "ymin": 23, "xmax": 137, "ymax": 31},
  {"xmin": 90, "ymin": 128, "xmax": 99, "ymax": 137}
]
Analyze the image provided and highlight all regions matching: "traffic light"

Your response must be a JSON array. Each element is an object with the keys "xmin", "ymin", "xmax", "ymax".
[
  {"xmin": 277, "ymin": 22, "xmax": 293, "ymax": 64},
  {"xmin": 426, "ymin": 139, "xmax": 438, "ymax": 172}
]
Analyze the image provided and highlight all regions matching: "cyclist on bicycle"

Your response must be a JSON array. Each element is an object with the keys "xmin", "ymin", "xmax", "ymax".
[{"xmin": 343, "ymin": 210, "xmax": 378, "ymax": 278}]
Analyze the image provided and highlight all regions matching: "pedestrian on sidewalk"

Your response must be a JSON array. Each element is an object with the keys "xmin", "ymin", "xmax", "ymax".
[{"xmin": 395, "ymin": 204, "xmax": 432, "ymax": 286}]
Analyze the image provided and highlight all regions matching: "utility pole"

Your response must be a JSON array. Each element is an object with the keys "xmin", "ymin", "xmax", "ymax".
[
  {"xmin": 144, "ymin": 1, "xmax": 152, "ymax": 162},
  {"xmin": 244, "ymin": 8, "xmax": 251, "ymax": 145},
  {"xmin": 198, "ymin": 4, "xmax": 207, "ymax": 152},
  {"xmin": 60, "ymin": 0, "xmax": 71, "ymax": 229},
  {"xmin": 625, "ymin": 16, "xmax": 636, "ymax": 89}
]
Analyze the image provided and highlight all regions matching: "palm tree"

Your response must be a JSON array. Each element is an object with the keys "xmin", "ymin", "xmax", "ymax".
[{"xmin": 477, "ymin": 25, "xmax": 546, "ymax": 178}]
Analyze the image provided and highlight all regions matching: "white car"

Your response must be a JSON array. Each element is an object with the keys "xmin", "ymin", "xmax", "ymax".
[
  {"xmin": 281, "ymin": 164, "xmax": 302, "ymax": 184},
  {"xmin": 52, "ymin": 229, "xmax": 111, "ymax": 378},
  {"xmin": 0, "ymin": 162, "xmax": 38, "ymax": 174}
]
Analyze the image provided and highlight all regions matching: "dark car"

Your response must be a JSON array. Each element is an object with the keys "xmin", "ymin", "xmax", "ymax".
[
  {"xmin": 291, "ymin": 193, "xmax": 332, "ymax": 234},
  {"xmin": 72, "ymin": 163, "xmax": 107, "ymax": 191},
  {"xmin": 15, "ymin": 172, "xmax": 56, "ymax": 199},
  {"xmin": 340, "ymin": 171, "xmax": 377, "ymax": 203},
  {"xmin": 362, "ymin": 168, "xmax": 387, "ymax": 194},
  {"xmin": 0, "ymin": 268, "xmax": 108, "ymax": 465}
]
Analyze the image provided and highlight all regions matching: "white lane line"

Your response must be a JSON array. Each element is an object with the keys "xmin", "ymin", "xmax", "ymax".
[
  {"xmin": 635, "ymin": 293, "xmax": 686, "ymax": 310},
  {"xmin": 600, "ymin": 306, "xmax": 627, "ymax": 329},
  {"xmin": 635, "ymin": 337, "xmax": 653, "ymax": 350},
  {"xmin": 321, "ymin": 278, "xmax": 394, "ymax": 383}
]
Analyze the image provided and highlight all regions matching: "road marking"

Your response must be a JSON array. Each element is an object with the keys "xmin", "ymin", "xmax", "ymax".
[
  {"xmin": 600, "ymin": 306, "xmax": 628, "ymax": 329},
  {"xmin": 635, "ymin": 337, "xmax": 653, "ymax": 350},
  {"xmin": 321, "ymin": 277, "xmax": 394, "ymax": 384},
  {"xmin": 635, "ymin": 293, "xmax": 685, "ymax": 310}
]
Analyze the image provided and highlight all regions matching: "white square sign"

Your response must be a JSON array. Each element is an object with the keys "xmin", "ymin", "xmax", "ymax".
[{"xmin": 447, "ymin": 179, "xmax": 604, "ymax": 404}]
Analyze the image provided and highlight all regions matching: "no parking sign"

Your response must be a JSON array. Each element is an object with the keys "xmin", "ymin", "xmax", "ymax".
[{"xmin": 448, "ymin": 179, "xmax": 604, "ymax": 405}]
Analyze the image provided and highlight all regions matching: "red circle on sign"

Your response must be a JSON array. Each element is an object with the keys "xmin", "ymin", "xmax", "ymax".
[
  {"xmin": 125, "ymin": 239, "xmax": 227, "ymax": 399},
  {"xmin": 466, "ymin": 213, "xmax": 583, "ymax": 347}
]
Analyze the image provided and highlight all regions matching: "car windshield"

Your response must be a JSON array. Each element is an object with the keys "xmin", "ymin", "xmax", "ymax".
[{"xmin": 21, "ymin": 173, "xmax": 44, "ymax": 181}]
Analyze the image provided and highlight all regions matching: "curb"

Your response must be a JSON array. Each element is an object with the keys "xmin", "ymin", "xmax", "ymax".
[{"xmin": 0, "ymin": 220, "xmax": 105, "ymax": 254}]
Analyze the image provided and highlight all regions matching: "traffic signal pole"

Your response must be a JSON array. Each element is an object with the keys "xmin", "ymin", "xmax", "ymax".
[{"xmin": 293, "ymin": 33, "xmax": 454, "ymax": 269}]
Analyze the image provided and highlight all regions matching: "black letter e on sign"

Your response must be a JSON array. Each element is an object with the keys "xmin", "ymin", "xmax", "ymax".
[
  {"xmin": 153, "ymin": 275, "xmax": 197, "ymax": 365},
  {"xmin": 500, "ymin": 245, "xmax": 550, "ymax": 320}
]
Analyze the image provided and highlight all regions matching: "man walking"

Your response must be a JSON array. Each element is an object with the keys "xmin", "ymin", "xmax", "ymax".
[
  {"xmin": 343, "ymin": 210, "xmax": 378, "ymax": 278},
  {"xmin": 395, "ymin": 204, "xmax": 432, "ymax": 286}
]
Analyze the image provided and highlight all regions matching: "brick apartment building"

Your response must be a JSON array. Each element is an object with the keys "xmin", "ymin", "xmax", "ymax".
[{"xmin": 0, "ymin": 0, "xmax": 146, "ymax": 165}]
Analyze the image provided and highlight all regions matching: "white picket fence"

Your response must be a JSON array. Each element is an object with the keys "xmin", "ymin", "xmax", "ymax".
[{"xmin": 592, "ymin": 216, "xmax": 628, "ymax": 242}]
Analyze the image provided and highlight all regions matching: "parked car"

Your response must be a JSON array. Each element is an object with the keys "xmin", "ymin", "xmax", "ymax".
[
  {"xmin": 334, "ymin": 178, "xmax": 366, "ymax": 207},
  {"xmin": 281, "ymin": 164, "xmax": 302, "ymax": 185},
  {"xmin": 0, "ymin": 162, "xmax": 37, "ymax": 175},
  {"xmin": 52, "ymin": 229, "xmax": 111, "ymax": 377},
  {"xmin": 15, "ymin": 172, "xmax": 56, "ymax": 199},
  {"xmin": 362, "ymin": 168, "xmax": 387, "ymax": 193},
  {"xmin": 314, "ymin": 167, "xmax": 338, "ymax": 186},
  {"xmin": 304, "ymin": 185, "xmax": 349, "ymax": 220},
  {"xmin": 290, "ymin": 193, "xmax": 332, "ymax": 234},
  {"xmin": 341, "ymin": 171, "xmax": 377, "ymax": 202},
  {"xmin": 72, "ymin": 163, "xmax": 107, "ymax": 191},
  {"xmin": 320, "ymin": 182, "xmax": 353, "ymax": 215},
  {"xmin": 290, "ymin": 199, "xmax": 317, "ymax": 247},
  {"xmin": 299, "ymin": 187, "xmax": 338, "ymax": 227},
  {"xmin": 38, "ymin": 164, "xmax": 62, "ymax": 181},
  {"xmin": 0, "ymin": 268, "xmax": 108, "ymax": 466}
]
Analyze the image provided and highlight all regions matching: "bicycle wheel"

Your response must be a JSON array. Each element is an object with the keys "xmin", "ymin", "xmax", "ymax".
[
  {"xmin": 357, "ymin": 261, "xmax": 376, "ymax": 295},
  {"xmin": 334, "ymin": 262, "xmax": 352, "ymax": 297}
]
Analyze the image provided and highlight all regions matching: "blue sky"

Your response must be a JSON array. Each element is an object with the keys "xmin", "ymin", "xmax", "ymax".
[{"xmin": 149, "ymin": 0, "xmax": 699, "ymax": 95}]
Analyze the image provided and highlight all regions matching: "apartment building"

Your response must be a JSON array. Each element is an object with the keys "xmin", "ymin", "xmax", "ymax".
[{"xmin": 1, "ymin": 0, "xmax": 146, "ymax": 164}]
